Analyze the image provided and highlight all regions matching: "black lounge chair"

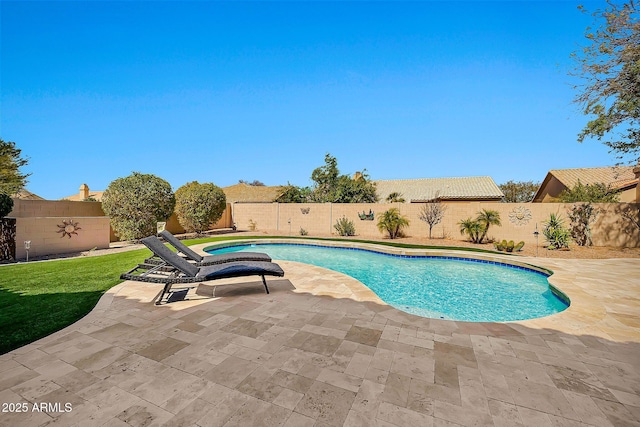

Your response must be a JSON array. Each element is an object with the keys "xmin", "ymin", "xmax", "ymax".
[
  {"xmin": 121, "ymin": 236, "xmax": 284, "ymax": 304},
  {"xmin": 143, "ymin": 230, "xmax": 271, "ymax": 266}
]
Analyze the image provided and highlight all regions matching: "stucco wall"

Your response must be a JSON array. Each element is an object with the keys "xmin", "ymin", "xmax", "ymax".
[
  {"xmin": 15, "ymin": 217, "xmax": 111, "ymax": 259},
  {"xmin": 9, "ymin": 199, "xmax": 234, "ymax": 243},
  {"xmin": 232, "ymin": 202, "xmax": 640, "ymax": 248}
]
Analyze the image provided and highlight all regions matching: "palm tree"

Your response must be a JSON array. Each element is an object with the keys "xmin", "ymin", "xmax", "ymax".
[
  {"xmin": 377, "ymin": 208, "xmax": 410, "ymax": 239},
  {"xmin": 476, "ymin": 209, "xmax": 501, "ymax": 243},
  {"xmin": 458, "ymin": 217, "xmax": 483, "ymax": 243},
  {"xmin": 386, "ymin": 192, "xmax": 405, "ymax": 203}
]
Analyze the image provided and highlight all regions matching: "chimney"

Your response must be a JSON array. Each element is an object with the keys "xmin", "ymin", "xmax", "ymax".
[
  {"xmin": 634, "ymin": 163, "xmax": 640, "ymax": 203},
  {"xmin": 79, "ymin": 183, "xmax": 89, "ymax": 200}
]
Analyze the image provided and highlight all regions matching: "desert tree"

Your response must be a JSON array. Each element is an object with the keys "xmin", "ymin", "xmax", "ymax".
[
  {"xmin": 418, "ymin": 195, "xmax": 446, "ymax": 239},
  {"xmin": 571, "ymin": 1, "xmax": 640, "ymax": 163},
  {"xmin": 499, "ymin": 180, "xmax": 539, "ymax": 203}
]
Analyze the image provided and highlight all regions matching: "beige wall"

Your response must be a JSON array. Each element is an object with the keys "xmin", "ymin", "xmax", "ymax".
[
  {"xmin": 15, "ymin": 217, "xmax": 111, "ymax": 259},
  {"xmin": 232, "ymin": 202, "xmax": 640, "ymax": 248},
  {"xmin": 10, "ymin": 199, "xmax": 234, "ymax": 242}
]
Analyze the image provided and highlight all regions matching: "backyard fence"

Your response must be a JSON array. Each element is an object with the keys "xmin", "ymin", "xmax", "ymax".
[{"xmin": 231, "ymin": 202, "xmax": 640, "ymax": 248}]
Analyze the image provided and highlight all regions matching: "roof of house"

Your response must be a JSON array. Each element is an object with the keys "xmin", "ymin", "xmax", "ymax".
[
  {"xmin": 374, "ymin": 177, "xmax": 504, "ymax": 202},
  {"xmin": 61, "ymin": 191, "xmax": 105, "ymax": 201},
  {"xmin": 548, "ymin": 166, "xmax": 636, "ymax": 189},
  {"xmin": 223, "ymin": 183, "xmax": 284, "ymax": 203},
  {"xmin": 13, "ymin": 189, "xmax": 46, "ymax": 200},
  {"xmin": 533, "ymin": 166, "xmax": 638, "ymax": 201}
]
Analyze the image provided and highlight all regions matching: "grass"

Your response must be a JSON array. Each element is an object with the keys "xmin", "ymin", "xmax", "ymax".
[
  {"xmin": 0, "ymin": 235, "xmax": 502, "ymax": 355},
  {"xmin": 0, "ymin": 249, "xmax": 150, "ymax": 354}
]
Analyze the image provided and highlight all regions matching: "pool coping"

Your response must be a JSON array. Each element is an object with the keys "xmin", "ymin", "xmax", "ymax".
[{"xmin": 199, "ymin": 238, "xmax": 572, "ymax": 323}]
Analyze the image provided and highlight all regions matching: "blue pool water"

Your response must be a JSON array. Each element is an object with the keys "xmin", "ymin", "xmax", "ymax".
[{"xmin": 206, "ymin": 243, "xmax": 569, "ymax": 322}]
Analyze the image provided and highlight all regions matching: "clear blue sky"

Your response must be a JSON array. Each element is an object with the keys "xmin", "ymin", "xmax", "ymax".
[{"xmin": 1, "ymin": 1, "xmax": 616, "ymax": 200}]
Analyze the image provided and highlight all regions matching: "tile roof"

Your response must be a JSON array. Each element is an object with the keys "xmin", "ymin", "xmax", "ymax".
[
  {"xmin": 374, "ymin": 176, "xmax": 504, "ymax": 202},
  {"xmin": 13, "ymin": 189, "xmax": 46, "ymax": 200},
  {"xmin": 62, "ymin": 191, "xmax": 104, "ymax": 201},
  {"xmin": 548, "ymin": 166, "xmax": 636, "ymax": 190},
  {"xmin": 223, "ymin": 183, "xmax": 284, "ymax": 203}
]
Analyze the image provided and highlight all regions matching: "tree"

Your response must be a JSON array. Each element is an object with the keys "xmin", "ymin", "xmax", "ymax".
[
  {"xmin": 458, "ymin": 209, "xmax": 502, "ymax": 244},
  {"xmin": 309, "ymin": 153, "xmax": 340, "ymax": 202},
  {"xmin": 499, "ymin": 180, "xmax": 540, "ymax": 203},
  {"xmin": 377, "ymin": 208, "xmax": 409, "ymax": 239},
  {"xmin": 308, "ymin": 153, "xmax": 378, "ymax": 203},
  {"xmin": 571, "ymin": 1, "xmax": 640, "ymax": 163},
  {"xmin": 275, "ymin": 183, "xmax": 311, "ymax": 203},
  {"xmin": 386, "ymin": 192, "xmax": 405, "ymax": 203},
  {"xmin": 476, "ymin": 209, "xmax": 501, "ymax": 243},
  {"xmin": 418, "ymin": 198, "xmax": 447, "ymax": 239},
  {"xmin": 332, "ymin": 173, "xmax": 378, "ymax": 203},
  {"xmin": 557, "ymin": 181, "xmax": 620, "ymax": 202},
  {"xmin": 458, "ymin": 218, "xmax": 483, "ymax": 244},
  {"xmin": 175, "ymin": 181, "xmax": 227, "ymax": 234},
  {"xmin": 102, "ymin": 172, "xmax": 175, "ymax": 240},
  {"xmin": 0, "ymin": 194, "xmax": 13, "ymax": 218},
  {"xmin": 0, "ymin": 139, "xmax": 30, "ymax": 195}
]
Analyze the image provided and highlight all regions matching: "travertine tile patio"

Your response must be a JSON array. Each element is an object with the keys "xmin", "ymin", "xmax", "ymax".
[{"xmin": 1, "ymin": 243, "xmax": 639, "ymax": 426}]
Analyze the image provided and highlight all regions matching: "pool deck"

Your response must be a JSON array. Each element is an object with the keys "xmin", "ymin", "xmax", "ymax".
[{"xmin": 1, "ymin": 242, "xmax": 639, "ymax": 426}]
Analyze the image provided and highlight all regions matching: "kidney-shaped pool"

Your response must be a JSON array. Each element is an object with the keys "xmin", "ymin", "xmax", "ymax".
[{"xmin": 205, "ymin": 242, "xmax": 569, "ymax": 322}]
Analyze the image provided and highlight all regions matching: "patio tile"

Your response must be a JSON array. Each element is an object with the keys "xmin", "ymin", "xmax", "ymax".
[
  {"xmin": 2, "ymin": 249, "xmax": 640, "ymax": 426},
  {"xmin": 137, "ymin": 337, "xmax": 190, "ymax": 362},
  {"xmin": 294, "ymin": 381, "xmax": 356, "ymax": 425},
  {"xmin": 204, "ymin": 356, "xmax": 258, "ymax": 389}
]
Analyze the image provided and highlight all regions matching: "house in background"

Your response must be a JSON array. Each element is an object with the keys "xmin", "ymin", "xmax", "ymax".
[
  {"xmin": 13, "ymin": 189, "xmax": 45, "ymax": 200},
  {"xmin": 374, "ymin": 176, "xmax": 504, "ymax": 203},
  {"xmin": 222, "ymin": 183, "xmax": 284, "ymax": 203},
  {"xmin": 532, "ymin": 166, "xmax": 640, "ymax": 203},
  {"xmin": 61, "ymin": 183, "xmax": 104, "ymax": 201}
]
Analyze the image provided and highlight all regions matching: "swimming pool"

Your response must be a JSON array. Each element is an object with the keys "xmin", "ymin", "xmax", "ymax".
[{"xmin": 205, "ymin": 242, "xmax": 569, "ymax": 322}]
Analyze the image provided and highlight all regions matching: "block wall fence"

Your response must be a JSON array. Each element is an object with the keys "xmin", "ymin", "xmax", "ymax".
[
  {"xmin": 6, "ymin": 200, "xmax": 234, "ymax": 259},
  {"xmin": 231, "ymin": 202, "xmax": 640, "ymax": 248},
  {"xmin": 5, "ymin": 199, "xmax": 638, "ymax": 260}
]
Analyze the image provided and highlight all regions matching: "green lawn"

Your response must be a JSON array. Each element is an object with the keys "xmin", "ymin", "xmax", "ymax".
[{"xmin": 0, "ymin": 235, "xmax": 501, "ymax": 354}]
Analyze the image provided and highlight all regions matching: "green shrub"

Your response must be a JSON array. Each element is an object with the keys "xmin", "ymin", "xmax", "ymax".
[
  {"xmin": 334, "ymin": 216, "xmax": 356, "ymax": 236},
  {"xmin": 248, "ymin": 219, "xmax": 257, "ymax": 231},
  {"xmin": 377, "ymin": 208, "xmax": 409, "ymax": 239},
  {"xmin": 175, "ymin": 181, "xmax": 226, "ymax": 234},
  {"xmin": 299, "ymin": 227, "xmax": 308, "ymax": 236},
  {"xmin": 0, "ymin": 194, "xmax": 13, "ymax": 218},
  {"xmin": 543, "ymin": 213, "xmax": 571, "ymax": 250},
  {"xmin": 102, "ymin": 172, "xmax": 175, "ymax": 240}
]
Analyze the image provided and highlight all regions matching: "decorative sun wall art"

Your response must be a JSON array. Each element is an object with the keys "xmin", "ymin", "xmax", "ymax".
[
  {"xmin": 57, "ymin": 219, "xmax": 81, "ymax": 238},
  {"xmin": 508, "ymin": 206, "xmax": 532, "ymax": 226}
]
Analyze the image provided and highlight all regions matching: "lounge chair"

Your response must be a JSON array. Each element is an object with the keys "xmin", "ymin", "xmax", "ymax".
[
  {"xmin": 121, "ymin": 236, "xmax": 284, "ymax": 304},
  {"xmin": 143, "ymin": 230, "xmax": 271, "ymax": 266}
]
